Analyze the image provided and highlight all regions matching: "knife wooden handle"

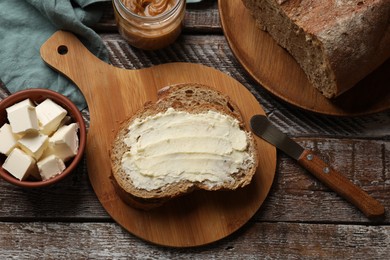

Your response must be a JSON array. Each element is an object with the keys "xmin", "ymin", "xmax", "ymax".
[{"xmin": 298, "ymin": 149, "xmax": 385, "ymax": 219}]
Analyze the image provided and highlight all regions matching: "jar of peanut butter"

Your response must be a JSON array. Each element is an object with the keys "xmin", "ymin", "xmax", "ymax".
[{"xmin": 112, "ymin": 0, "xmax": 186, "ymax": 50}]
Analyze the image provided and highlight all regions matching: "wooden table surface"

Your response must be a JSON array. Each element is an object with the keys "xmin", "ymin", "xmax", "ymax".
[{"xmin": 1, "ymin": 1, "xmax": 389, "ymax": 258}]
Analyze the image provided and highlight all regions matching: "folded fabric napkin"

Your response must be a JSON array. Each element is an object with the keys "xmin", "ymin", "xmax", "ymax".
[{"xmin": 0, "ymin": 0, "xmax": 110, "ymax": 109}]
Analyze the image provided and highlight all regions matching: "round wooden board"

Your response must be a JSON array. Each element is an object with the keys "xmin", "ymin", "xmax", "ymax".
[
  {"xmin": 218, "ymin": 1, "xmax": 390, "ymax": 116},
  {"xmin": 40, "ymin": 31, "xmax": 277, "ymax": 247}
]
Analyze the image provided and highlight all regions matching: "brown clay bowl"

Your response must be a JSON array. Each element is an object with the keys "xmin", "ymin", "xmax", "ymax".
[{"xmin": 0, "ymin": 88, "xmax": 86, "ymax": 188}]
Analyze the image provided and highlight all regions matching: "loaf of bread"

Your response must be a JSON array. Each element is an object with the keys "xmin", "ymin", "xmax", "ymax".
[
  {"xmin": 110, "ymin": 83, "xmax": 258, "ymax": 210},
  {"xmin": 242, "ymin": 0, "xmax": 390, "ymax": 98}
]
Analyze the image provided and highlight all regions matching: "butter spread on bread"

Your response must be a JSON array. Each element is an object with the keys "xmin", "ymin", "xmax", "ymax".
[
  {"xmin": 110, "ymin": 84, "xmax": 258, "ymax": 210},
  {"xmin": 122, "ymin": 108, "xmax": 254, "ymax": 191}
]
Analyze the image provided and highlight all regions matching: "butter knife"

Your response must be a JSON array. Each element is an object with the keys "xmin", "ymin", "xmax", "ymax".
[{"xmin": 250, "ymin": 115, "xmax": 385, "ymax": 219}]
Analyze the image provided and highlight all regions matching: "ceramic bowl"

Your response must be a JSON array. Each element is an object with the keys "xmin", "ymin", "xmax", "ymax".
[{"xmin": 0, "ymin": 89, "xmax": 86, "ymax": 188}]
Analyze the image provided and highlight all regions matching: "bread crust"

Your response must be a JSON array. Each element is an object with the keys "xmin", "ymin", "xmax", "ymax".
[
  {"xmin": 110, "ymin": 83, "xmax": 258, "ymax": 210},
  {"xmin": 242, "ymin": 0, "xmax": 390, "ymax": 98}
]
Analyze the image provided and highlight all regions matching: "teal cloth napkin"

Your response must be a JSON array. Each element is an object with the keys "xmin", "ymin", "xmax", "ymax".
[{"xmin": 0, "ymin": 0, "xmax": 110, "ymax": 109}]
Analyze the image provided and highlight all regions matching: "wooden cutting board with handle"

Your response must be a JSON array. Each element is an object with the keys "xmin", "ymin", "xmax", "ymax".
[{"xmin": 40, "ymin": 31, "xmax": 276, "ymax": 247}]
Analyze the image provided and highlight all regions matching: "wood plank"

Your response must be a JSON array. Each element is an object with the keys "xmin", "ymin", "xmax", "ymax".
[
  {"xmin": 0, "ymin": 222, "xmax": 388, "ymax": 258},
  {"xmin": 1, "ymin": 138, "xmax": 388, "ymax": 224},
  {"xmin": 266, "ymin": 109, "xmax": 390, "ymax": 138}
]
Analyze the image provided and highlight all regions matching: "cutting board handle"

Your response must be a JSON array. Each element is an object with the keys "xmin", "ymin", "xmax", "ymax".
[{"xmin": 40, "ymin": 31, "xmax": 114, "ymax": 93}]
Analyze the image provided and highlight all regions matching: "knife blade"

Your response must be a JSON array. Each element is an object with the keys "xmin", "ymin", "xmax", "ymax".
[{"xmin": 250, "ymin": 115, "xmax": 385, "ymax": 219}]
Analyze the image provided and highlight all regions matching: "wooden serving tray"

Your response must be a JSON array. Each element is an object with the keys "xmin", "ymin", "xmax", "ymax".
[
  {"xmin": 40, "ymin": 31, "xmax": 276, "ymax": 247},
  {"xmin": 219, "ymin": 1, "xmax": 390, "ymax": 116}
]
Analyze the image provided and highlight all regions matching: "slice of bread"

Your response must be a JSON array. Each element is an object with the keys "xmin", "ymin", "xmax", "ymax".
[
  {"xmin": 242, "ymin": 0, "xmax": 390, "ymax": 98},
  {"xmin": 110, "ymin": 83, "xmax": 258, "ymax": 210}
]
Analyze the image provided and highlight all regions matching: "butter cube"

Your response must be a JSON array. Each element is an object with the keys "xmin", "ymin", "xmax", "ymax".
[
  {"xmin": 0, "ymin": 123, "xmax": 20, "ymax": 155},
  {"xmin": 2, "ymin": 148, "xmax": 37, "ymax": 180},
  {"xmin": 6, "ymin": 99, "xmax": 39, "ymax": 134},
  {"xmin": 36, "ymin": 99, "xmax": 67, "ymax": 135},
  {"xmin": 37, "ymin": 155, "xmax": 66, "ymax": 180},
  {"xmin": 18, "ymin": 132, "xmax": 49, "ymax": 160},
  {"xmin": 48, "ymin": 123, "xmax": 79, "ymax": 162}
]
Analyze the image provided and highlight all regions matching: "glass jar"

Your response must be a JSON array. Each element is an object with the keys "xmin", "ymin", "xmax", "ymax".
[{"xmin": 112, "ymin": 0, "xmax": 186, "ymax": 50}]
